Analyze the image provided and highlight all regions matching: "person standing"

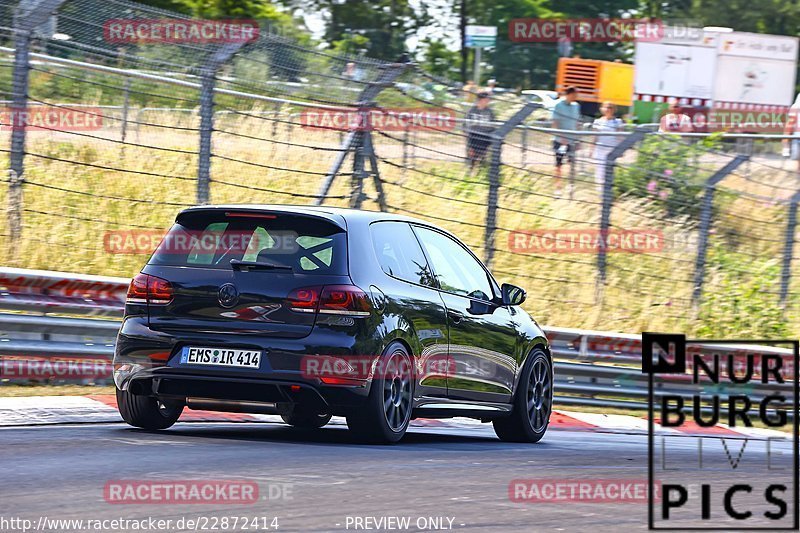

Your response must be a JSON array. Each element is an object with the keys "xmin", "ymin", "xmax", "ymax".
[
  {"xmin": 465, "ymin": 92, "xmax": 496, "ymax": 171},
  {"xmin": 552, "ymin": 86, "xmax": 581, "ymax": 196},
  {"xmin": 658, "ymin": 100, "xmax": 693, "ymax": 133},
  {"xmin": 462, "ymin": 80, "xmax": 478, "ymax": 103},
  {"xmin": 591, "ymin": 102, "xmax": 624, "ymax": 193}
]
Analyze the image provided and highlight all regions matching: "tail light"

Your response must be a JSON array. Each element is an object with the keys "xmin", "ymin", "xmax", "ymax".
[
  {"xmin": 287, "ymin": 285, "xmax": 371, "ymax": 317},
  {"xmin": 319, "ymin": 285, "xmax": 371, "ymax": 316},
  {"xmin": 127, "ymin": 273, "xmax": 174, "ymax": 305},
  {"xmin": 286, "ymin": 287, "xmax": 319, "ymax": 314}
]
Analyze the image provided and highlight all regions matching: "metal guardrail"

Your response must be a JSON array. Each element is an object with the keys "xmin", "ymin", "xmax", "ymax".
[{"xmin": 0, "ymin": 267, "xmax": 793, "ymax": 412}]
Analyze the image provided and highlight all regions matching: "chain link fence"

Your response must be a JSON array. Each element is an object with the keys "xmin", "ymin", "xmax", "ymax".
[{"xmin": 2, "ymin": 0, "xmax": 800, "ymax": 338}]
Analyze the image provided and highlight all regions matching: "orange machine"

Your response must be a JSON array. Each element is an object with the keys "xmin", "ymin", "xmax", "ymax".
[{"xmin": 555, "ymin": 58, "xmax": 634, "ymax": 109}]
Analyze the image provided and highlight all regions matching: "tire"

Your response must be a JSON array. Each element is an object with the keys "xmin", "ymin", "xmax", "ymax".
[
  {"xmin": 116, "ymin": 387, "xmax": 183, "ymax": 430},
  {"xmin": 346, "ymin": 342, "xmax": 414, "ymax": 444},
  {"xmin": 493, "ymin": 347, "xmax": 552, "ymax": 443},
  {"xmin": 281, "ymin": 408, "xmax": 332, "ymax": 429}
]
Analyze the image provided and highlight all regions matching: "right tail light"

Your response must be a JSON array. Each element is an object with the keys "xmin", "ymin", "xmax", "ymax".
[{"xmin": 287, "ymin": 285, "xmax": 371, "ymax": 317}]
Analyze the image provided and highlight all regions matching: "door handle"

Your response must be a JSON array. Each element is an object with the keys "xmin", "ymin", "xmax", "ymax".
[{"xmin": 448, "ymin": 310, "xmax": 464, "ymax": 324}]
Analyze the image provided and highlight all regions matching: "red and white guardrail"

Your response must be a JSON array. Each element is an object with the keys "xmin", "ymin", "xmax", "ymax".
[{"xmin": 0, "ymin": 267, "xmax": 794, "ymax": 413}]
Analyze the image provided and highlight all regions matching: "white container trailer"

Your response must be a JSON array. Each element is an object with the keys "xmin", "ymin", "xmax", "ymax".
[{"xmin": 633, "ymin": 28, "xmax": 798, "ymax": 122}]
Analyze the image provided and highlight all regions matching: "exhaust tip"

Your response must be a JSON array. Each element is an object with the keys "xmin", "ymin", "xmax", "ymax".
[{"xmin": 186, "ymin": 398, "xmax": 279, "ymax": 414}]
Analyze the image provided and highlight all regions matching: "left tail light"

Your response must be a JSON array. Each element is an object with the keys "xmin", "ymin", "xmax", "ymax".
[{"xmin": 127, "ymin": 273, "xmax": 173, "ymax": 305}]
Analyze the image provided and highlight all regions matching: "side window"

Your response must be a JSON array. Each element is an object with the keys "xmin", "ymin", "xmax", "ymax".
[
  {"xmin": 370, "ymin": 222, "xmax": 435, "ymax": 287},
  {"xmin": 413, "ymin": 226, "xmax": 493, "ymax": 300}
]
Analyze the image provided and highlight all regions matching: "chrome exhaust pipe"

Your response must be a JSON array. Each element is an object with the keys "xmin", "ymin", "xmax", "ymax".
[{"xmin": 186, "ymin": 398, "xmax": 279, "ymax": 414}]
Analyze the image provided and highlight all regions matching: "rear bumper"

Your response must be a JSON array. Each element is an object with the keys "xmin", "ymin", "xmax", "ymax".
[{"xmin": 114, "ymin": 317, "xmax": 377, "ymax": 411}]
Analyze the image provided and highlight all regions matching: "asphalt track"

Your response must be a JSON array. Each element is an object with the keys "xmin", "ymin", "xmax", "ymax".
[{"xmin": 0, "ymin": 421, "xmax": 795, "ymax": 532}]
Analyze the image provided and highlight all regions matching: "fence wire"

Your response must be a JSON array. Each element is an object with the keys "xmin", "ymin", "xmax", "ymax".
[{"xmin": 2, "ymin": 0, "xmax": 800, "ymax": 338}]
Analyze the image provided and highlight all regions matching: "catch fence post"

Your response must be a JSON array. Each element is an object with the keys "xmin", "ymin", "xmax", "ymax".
[
  {"xmin": 483, "ymin": 102, "xmax": 539, "ymax": 268},
  {"xmin": 595, "ymin": 126, "xmax": 650, "ymax": 302},
  {"xmin": 8, "ymin": 0, "xmax": 67, "ymax": 251},
  {"xmin": 779, "ymin": 191, "xmax": 800, "ymax": 309},
  {"xmin": 197, "ymin": 42, "xmax": 246, "ymax": 205},
  {"xmin": 691, "ymin": 154, "xmax": 748, "ymax": 308},
  {"xmin": 120, "ymin": 76, "xmax": 131, "ymax": 143},
  {"xmin": 315, "ymin": 63, "xmax": 409, "ymax": 207}
]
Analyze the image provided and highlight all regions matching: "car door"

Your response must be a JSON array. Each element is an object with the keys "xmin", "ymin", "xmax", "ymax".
[
  {"xmin": 368, "ymin": 221, "xmax": 449, "ymax": 399},
  {"xmin": 412, "ymin": 225, "xmax": 518, "ymax": 403}
]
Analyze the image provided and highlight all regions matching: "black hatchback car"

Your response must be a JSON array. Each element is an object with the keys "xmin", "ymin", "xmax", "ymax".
[{"xmin": 113, "ymin": 205, "xmax": 552, "ymax": 443}]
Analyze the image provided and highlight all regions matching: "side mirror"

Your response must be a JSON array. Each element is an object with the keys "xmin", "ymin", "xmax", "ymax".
[{"xmin": 501, "ymin": 283, "xmax": 526, "ymax": 306}]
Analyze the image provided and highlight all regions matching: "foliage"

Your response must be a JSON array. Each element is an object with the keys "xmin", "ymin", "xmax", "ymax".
[
  {"xmin": 614, "ymin": 133, "xmax": 723, "ymax": 219},
  {"xmin": 420, "ymin": 38, "xmax": 461, "ymax": 80},
  {"xmin": 695, "ymin": 245, "xmax": 790, "ymax": 338}
]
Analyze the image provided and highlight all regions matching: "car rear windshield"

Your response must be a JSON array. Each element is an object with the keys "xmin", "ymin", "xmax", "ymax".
[{"xmin": 148, "ymin": 210, "xmax": 347, "ymax": 275}]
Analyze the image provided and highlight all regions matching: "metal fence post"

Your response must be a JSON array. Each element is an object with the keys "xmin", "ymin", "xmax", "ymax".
[
  {"xmin": 8, "ymin": 0, "xmax": 67, "ymax": 249},
  {"xmin": 483, "ymin": 102, "xmax": 539, "ymax": 268},
  {"xmin": 691, "ymin": 154, "xmax": 749, "ymax": 307},
  {"xmin": 6, "ymin": 169, "xmax": 22, "ymax": 262},
  {"xmin": 351, "ymin": 131, "xmax": 366, "ymax": 208},
  {"xmin": 315, "ymin": 63, "xmax": 409, "ymax": 206},
  {"xmin": 197, "ymin": 42, "xmax": 245, "ymax": 205},
  {"xmin": 402, "ymin": 123, "xmax": 410, "ymax": 181},
  {"xmin": 120, "ymin": 76, "xmax": 131, "ymax": 143},
  {"xmin": 779, "ymin": 191, "xmax": 800, "ymax": 309},
  {"xmin": 596, "ymin": 126, "xmax": 649, "ymax": 301}
]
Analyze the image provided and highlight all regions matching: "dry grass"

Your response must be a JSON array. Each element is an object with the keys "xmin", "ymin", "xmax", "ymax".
[{"xmin": 0, "ymin": 111, "xmax": 797, "ymax": 337}]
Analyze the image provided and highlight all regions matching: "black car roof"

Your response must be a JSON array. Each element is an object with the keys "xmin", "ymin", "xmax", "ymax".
[{"xmin": 178, "ymin": 204, "xmax": 431, "ymax": 230}]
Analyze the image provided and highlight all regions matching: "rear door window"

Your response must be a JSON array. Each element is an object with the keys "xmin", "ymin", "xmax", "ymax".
[{"xmin": 149, "ymin": 211, "xmax": 347, "ymax": 275}]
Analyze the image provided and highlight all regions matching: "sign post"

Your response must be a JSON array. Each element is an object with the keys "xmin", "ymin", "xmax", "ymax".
[{"xmin": 465, "ymin": 25, "xmax": 497, "ymax": 83}]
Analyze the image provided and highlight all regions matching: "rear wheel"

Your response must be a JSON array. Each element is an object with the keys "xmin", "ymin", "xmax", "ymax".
[
  {"xmin": 346, "ymin": 342, "xmax": 414, "ymax": 444},
  {"xmin": 493, "ymin": 348, "xmax": 552, "ymax": 443},
  {"xmin": 281, "ymin": 408, "xmax": 332, "ymax": 429},
  {"xmin": 116, "ymin": 387, "xmax": 183, "ymax": 430}
]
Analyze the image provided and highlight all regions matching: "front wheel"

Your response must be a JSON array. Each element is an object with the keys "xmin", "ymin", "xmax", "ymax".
[
  {"xmin": 116, "ymin": 387, "xmax": 183, "ymax": 430},
  {"xmin": 493, "ymin": 348, "xmax": 552, "ymax": 443},
  {"xmin": 346, "ymin": 342, "xmax": 414, "ymax": 444}
]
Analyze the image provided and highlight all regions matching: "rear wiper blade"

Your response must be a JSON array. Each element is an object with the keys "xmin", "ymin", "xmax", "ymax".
[{"xmin": 230, "ymin": 259, "xmax": 293, "ymax": 272}]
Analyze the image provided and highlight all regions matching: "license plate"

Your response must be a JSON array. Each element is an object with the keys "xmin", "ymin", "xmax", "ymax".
[{"xmin": 180, "ymin": 347, "xmax": 262, "ymax": 369}]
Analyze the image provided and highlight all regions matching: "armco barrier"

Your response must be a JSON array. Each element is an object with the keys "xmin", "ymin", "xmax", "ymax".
[{"xmin": 0, "ymin": 267, "xmax": 794, "ymax": 410}]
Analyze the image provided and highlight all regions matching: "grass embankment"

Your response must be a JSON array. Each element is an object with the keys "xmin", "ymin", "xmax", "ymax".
[{"xmin": 0, "ymin": 106, "xmax": 796, "ymax": 338}]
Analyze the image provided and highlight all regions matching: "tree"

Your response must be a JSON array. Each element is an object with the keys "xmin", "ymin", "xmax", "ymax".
[
  {"xmin": 279, "ymin": 0, "xmax": 433, "ymax": 60},
  {"xmin": 422, "ymin": 38, "xmax": 461, "ymax": 79}
]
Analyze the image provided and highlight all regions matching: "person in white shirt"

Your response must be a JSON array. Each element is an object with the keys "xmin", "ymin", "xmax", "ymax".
[
  {"xmin": 591, "ymin": 102, "xmax": 624, "ymax": 192},
  {"xmin": 658, "ymin": 101, "xmax": 693, "ymax": 133}
]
